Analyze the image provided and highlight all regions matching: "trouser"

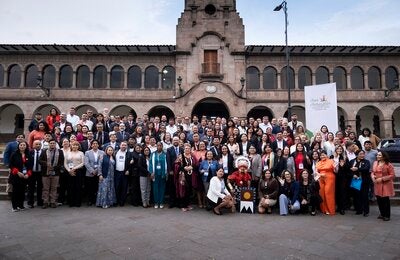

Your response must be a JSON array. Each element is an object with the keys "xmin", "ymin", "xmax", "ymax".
[
  {"xmin": 336, "ymin": 174, "xmax": 347, "ymax": 211},
  {"xmin": 140, "ymin": 176, "xmax": 151, "ymax": 206},
  {"xmin": 67, "ymin": 170, "xmax": 83, "ymax": 207},
  {"xmin": 153, "ymin": 175, "xmax": 166, "ymax": 205},
  {"xmin": 300, "ymin": 195, "xmax": 319, "ymax": 213},
  {"xmin": 354, "ymin": 177, "xmax": 370, "ymax": 214},
  {"xmin": 42, "ymin": 176, "xmax": 59, "ymax": 204},
  {"xmin": 167, "ymin": 173, "xmax": 177, "ymax": 206},
  {"xmin": 85, "ymin": 176, "xmax": 99, "ymax": 204},
  {"xmin": 58, "ymin": 172, "xmax": 68, "ymax": 204},
  {"xmin": 130, "ymin": 175, "xmax": 142, "ymax": 206},
  {"xmin": 376, "ymin": 196, "xmax": 391, "ymax": 218},
  {"xmin": 114, "ymin": 171, "xmax": 128, "ymax": 206},
  {"xmin": 28, "ymin": 171, "xmax": 43, "ymax": 206},
  {"xmin": 319, "ymin": 174, "xmax": 336, "ymax": 215},
  {"xmin": 11, "ymin": 175, "xmax": 26, "ymax": 209},
  {"xmin": 279, "ymin": 194, "xmax": 300, "ymax": 215}
]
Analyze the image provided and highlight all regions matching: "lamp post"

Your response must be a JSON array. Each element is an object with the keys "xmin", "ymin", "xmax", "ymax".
[
  {"xmin": 238, "ymin": 76, "xmax": 245, "ymax": 97},
  {"xmin": 177, "ymin": 76, "xmax": 183, "ymax": 97},
  {"xmin": 384, "ymin": 78, "xmax": 399, "ymax": 98},
  {"xmin": 37, "ymin": 75, "xmax": 50, "ymax": 97},
  {"xmin": 274, "ymin": 0, "xmax": 291, "ymax": 119}
]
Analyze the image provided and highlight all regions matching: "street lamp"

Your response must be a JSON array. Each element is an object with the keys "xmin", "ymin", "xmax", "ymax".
[
  {"xmin": 177, "ymin": 76, "xmax": 183, "ymax": 97},
  {"xmin": 37, "ymin": 75, "xmax": 50, "ymax": 97},
  {"xmin": 384, "ymin": 78, "xmax": 399, "ymax": 98},
  {"xmin": 274, "ymin": 0, "xmax": 291, "ymax": 119}
]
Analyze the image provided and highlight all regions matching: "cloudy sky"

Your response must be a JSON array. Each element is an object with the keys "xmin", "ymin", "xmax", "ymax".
[{"xmin": 1, "ymin": 0, "xmax": 399, "ymax": 46}]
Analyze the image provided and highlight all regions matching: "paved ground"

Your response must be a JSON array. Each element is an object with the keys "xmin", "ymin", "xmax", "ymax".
[{"xmin": 0, "ymin": 201, "xmax": 399, "ymax": 260}]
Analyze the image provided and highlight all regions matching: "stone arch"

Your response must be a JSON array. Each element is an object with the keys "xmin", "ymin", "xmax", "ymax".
[
  {"xmin": 32, "ymin": 104, "xmax": 61, "ymax": 119},
  {"xmin": 284, "ymin": 106, "xmax": 305, "ymax": 123},
  {"xmin": 109, "ymin": 105, "xmax": 137, "ymax": 119},
  {"xmin": 148, "ymin": 105, "xmax": 175, "ymax": 120},
  {"xmin": 356, "ymin": 105, "xmax": 384, "ymax": 136},
  {"xmin": 192, "ymin": 98, "xmax": 230, "ymax": 119},
  {"xmin": 0, "ymin": 103, "xmax": 24, "ymax": 135},
  {"xmin": 392, "ymin": 106, "xmax": 400, "ymax": 137},
  {"xmin": 75, "ymin": 105, "xmax": 98, "ymax": 117},
  {"xmin": 247, "ymin": 106, "xmax": 274, "ymax": 121}
]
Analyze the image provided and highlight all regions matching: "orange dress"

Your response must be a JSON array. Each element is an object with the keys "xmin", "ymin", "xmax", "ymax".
[{"xmin": 316, "ymin": 158, "xmax": 336, "ymax": 215}]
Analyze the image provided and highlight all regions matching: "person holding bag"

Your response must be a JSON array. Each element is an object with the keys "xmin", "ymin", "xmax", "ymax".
[
  {"xmin": 349, "ymin": 150, "xmax": 370, "ymax": 216},
  {"xmin": 371, "ymin": 151, "xmax": 395, "ymax": 221}
]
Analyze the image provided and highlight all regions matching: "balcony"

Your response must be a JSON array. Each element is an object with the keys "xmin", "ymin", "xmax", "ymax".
[{"xmin": 199, "ymin": 62, "xmax": 223, "ymax": 80}]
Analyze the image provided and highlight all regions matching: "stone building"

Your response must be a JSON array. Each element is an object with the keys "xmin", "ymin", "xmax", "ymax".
[{"xmin": 0, "ymin": 0, "xmax": 399, "ymax": 139}]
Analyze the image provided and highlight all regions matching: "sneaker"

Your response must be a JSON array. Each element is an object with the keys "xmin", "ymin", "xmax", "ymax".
[
  {"xmin": 102, "ymin": 205, "xmax": 109, "ymax": 209},
  {"xmin": 159, "ymin": 204, "xmax": 164, "ymax": 209},
  {"xmin": 57, "ymin": 202, "xmax": 63, "ymax": 206},
  {"xmin": 154, "ymin": 205, "xmax": 159, "ymax": 209},
  {"xmin": 11, "ymin": 208, "xmax": 19, "ymax": 212},
  {"xmin": 17, "ymin": 207, "xmax": 26, "ymax": 211},
  {"xmin": 50, "ymin": 203, "xmax": 57, "ymax": 208}
]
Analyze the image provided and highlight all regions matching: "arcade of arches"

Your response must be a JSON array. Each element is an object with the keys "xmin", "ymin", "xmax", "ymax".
[{"xmin": 1, "ymin": 101, "xmax": 399, "ymax": 138}]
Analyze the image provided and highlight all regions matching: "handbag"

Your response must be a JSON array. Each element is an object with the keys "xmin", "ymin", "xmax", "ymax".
[{"xmin": 350, "ymin": 178, "xmax": 362, "ymax": 191}]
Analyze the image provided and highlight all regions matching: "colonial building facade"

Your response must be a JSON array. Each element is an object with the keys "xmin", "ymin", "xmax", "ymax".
[{"xmin": 0, "ymin": 0, "xmax": 399, "ymax": 138}]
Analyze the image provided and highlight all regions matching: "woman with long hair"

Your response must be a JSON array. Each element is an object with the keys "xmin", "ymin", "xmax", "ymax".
[
  {"xmin": 258, "ymin": 170, "xmax": 279, "ymax": 214},
  {"xmin": 64, "ymin": 141, "xmax": 85, "ymax": 207},
  {"xmin": 46, "ymin": 107, "xmax": 60, "ymax": 132},
  {"xmin": 9, "ymin": 141, "xmax": 32, "ymax": 212},
  {"xmin": 96, "ymin": 146, "xmax": 117, "ymax": 208},
  {"xmin": 371, "ymin": 151, "xmax": 395, "ymax": 221},
  {"xmin": 332, "ymin": 145, "xmax": 349, "ymax": 215},
  {"xmin": 299, "ymin": 169, "xmax": 321, "ymax": 216},
  {"xmin": 316, "ymin": 150, "xmax": 336, "ymax": 215}
]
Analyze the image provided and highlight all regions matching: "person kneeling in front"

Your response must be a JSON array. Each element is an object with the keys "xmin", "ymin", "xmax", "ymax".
[
  {"xmin": 207, "ymin": 167, "xmax": 235, "ymax": 215},
  {"xmin": 278, "ymin": 170, "xmax": 300, "ymax": 215}
]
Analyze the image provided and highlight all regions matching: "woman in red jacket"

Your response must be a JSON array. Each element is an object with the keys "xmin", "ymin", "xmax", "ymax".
[
  {"xmin": 371, "ymin": 151, "xmax": 395, "ymax": 221},
  {"xmin": 46, "ymin": 107, "xmax": 60, "ymax": 132},
  {"xmin": 9, "ymin": 141, "xmax": 32, "ymax": 212}
]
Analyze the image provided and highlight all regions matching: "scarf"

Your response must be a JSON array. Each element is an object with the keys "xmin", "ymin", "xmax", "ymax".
[{"xmin": 46, "ymin": 149, "xmax": 59, "ymax": 175}]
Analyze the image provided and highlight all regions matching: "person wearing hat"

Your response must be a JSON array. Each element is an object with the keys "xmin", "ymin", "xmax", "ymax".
[{"xmin": 227, "ymin": 156, "xmax": 252, "ymax": 209}]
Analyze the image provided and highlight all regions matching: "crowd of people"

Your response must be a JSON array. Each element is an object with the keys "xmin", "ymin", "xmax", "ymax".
[{"xmin": 3, "ymin": 106, "xmax": 396, "ymax": 221}]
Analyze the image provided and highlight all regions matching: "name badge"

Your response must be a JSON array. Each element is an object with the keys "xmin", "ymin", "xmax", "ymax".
[
  {"xmin": 224, "ymin": 167, "xmax": 228, "ymax": 174},
  {"xmin": 22, "ymin": 167, "xmax": 27, "ymax": 175},
  {"xmin": 263, "ymin": 165, "xmax": 269, "ymax": 171},
  {"xmin": 94, "ymin": 163, "xmax": 98, "ymax": 169},
  {"xmin": 68, "ymin": 161, "xmax": 74, "ymax": 169},
  {"xmin": 156, "ymin": 164, "xmax": 161, "ymax": 170},
  {"xmin": 299, "ymin": 163, "xmax": 304, "ymax": 170}
]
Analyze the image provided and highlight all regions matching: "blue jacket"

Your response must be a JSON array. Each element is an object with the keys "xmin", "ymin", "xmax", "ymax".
[{"xmin": 199, "ymin": 160, "xmax": 219, "ymax": 182}]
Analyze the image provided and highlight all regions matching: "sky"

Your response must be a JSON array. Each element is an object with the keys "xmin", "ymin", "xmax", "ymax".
[{"xmin": 1, "ymin": 0, "xmax": 399, "ymax": 46}]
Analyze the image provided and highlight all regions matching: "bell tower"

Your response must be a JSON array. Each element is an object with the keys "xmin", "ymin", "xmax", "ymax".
[{"xmin": 175, "ymin": 0, "xmax": 247, "ymax": 117}]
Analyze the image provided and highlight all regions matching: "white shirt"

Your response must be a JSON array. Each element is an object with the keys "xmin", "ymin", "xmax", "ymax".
[
  {"xmin": 259, "ymin": 122, "xmax": 272, "ymax": 133},
  {"xmin": 166, "ymin": 124, "xmax": 178, "ymax": 136},
  {"xmin": 115, "ymin": 150, "xmax": 127, "ymax": 171},
  {"xmin": 67, "ymin": 114, "xmax": 80, "ymax": 130}
]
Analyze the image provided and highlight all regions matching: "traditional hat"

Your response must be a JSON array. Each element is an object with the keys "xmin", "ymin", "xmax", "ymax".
[{"xmin": 235, "ymin": 156, "xmax": 250, "ymax": 169}]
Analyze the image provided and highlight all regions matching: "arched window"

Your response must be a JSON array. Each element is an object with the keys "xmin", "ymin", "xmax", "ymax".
[
  {"xmin": 246, "ymin": 66, "xmax": 260, "ymax": 90},
  {"xmin": 43, "ymin": 65, "xmax": 55, "ymax": 88},
  {"xmin": 351, "ymin": 66, "xmax": 364, "ymax": 89},
  {"xmin": 127, "ymin": 66, "xmax": 142, "ymax": 89},
  {"xmin": 110, "ymin": 65, "xmax": 124, "ymax": 88},
  {"xmin": 76, "ymin": 65, "xmax": 90, "ymax": 88},
  {"xmin": 281, "ymin": 66, "xmax": 294, "ymax": 89},
  {"xmin": 144, "ymin": 66, "xmax": 159, "ymax": 89},
  {"xmin": 93, "ymin": 65, "xmax": 107, "ymax": 89},
  {"xmin": 333, "ymin": 66, "xmax": 347, "ymax": 90},
  {"xmin": 316, "ymin": 66, "xmax": 329, "ymax": 84},
  {"xmin": 8, "ymin": 64, "xmax": 21, "ymax": 88},
  {"xmin": 59, "ymin": 65, "xmax": 73, "ymax": 88},
  {"xmin": 368, "ymin": 66, "xmax": 381, "ymax": 89},
  {"xmin": 0, "ymin": 64, "xmax": 4, "ymax": 87},
  {"xmin": 298, "ymin": 66, "xmax": 312, "ymax": 89},
  {"xmin": 25, "ymin": 65, "xmax": 38, "ymax": 88},
  {"xmin": 161, "ymin": 66, "xmax": 175, "ymax": 89},
  {"xmin": 385, "ymin": 66, "xmax": 399, "ymax": 89},
  {"xmin": 263, "ymin": 66, "xmax": 277, "ymax": 89}
]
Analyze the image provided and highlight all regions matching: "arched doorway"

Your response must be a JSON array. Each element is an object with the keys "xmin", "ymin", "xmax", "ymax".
[
  {"xmin": 33, "ymin": 104, "xmax": 61, "ymax": 119},
  {"xmin": 356, "ymin": 106, "xmax": 383, "ymax": 136},
  {"xmin": 148, "ymin": 106, "xmax": 175, "ymax": 120},
  {"xmin": 247, "ymin": 106, "xmax": 274, "ymax": 121},
  {"xmin": 109, "ymin": 105, "xmax": 137, "ymax": 119},
  {"xmin": 75, "ymin": 105, "xmax": 98, "ymax": 117},
  {"xmin": 284, "ymin": 106, "xmax": 305, "ymax": 123},
  {"xmin": 392, "ymin": 106, "xmax": 400, "ymax": 137},
  {"xmin": 0, "ymin": 104, "xmax": 24, "ymax": 141},
  {"xmin": 192, "ymin": 98, "xmax": 230, "ymax": 119}
]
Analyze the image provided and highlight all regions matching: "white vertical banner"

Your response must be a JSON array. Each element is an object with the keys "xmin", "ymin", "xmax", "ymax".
[{"xmin": 304, "ymin": 83, "xmax": 338, "ymax": 134}]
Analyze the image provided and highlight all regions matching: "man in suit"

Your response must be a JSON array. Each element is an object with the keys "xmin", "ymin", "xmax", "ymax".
[
  {"xmin": 3, "ymin": 134, "xmax": 25, "ymax": 167},
  {"xmin": 94, "ymin": 123, "xmax": 109, "ymax": 148},
  {"xmin": 166, "ymin": 136, "xmax": 183, "ymax": 208},
  {"xmin": 125, "ymin": 114, "xmax": 136, "ymax": 135},
  {"xmin": 80, "ymin": 131, "xmax": 95, "ymax": 153},
  {"xmin": 210, "ymin": 137, "xmax": 222, "ymax": 160},
  {"xmin": 102, "ymin": 132, "xmax": 120, "ymax": 151},
  {"xmin": 28, "ymin": 140, "xmax": 44, "ymax": 208},
  {"xmin": 271, "ymin": 131, "xmax": 288, "ymax": 153},
  {"xmin": 238, "ymin": 133, "xmax": 251, "ymax": 157},
  {"xmin": 84, "ymin": 140, "xmax": 105, "ymax": 206},
  {"xmin": 116, "ymin": 123, "xmax": 129, "ymax": 143}
]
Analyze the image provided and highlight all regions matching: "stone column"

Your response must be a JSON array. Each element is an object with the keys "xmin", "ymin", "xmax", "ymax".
[
  {"xmin": 158, "ymin": 72, "xmax": 162, "ymax": 89},
  {"xmin": 106, "ymin": 72, "xmax": 110, "ymax": 88},
  {"xmin": 260, "ymin": 73, "xmax": 264, "ymax": 90},
  {"xmin": 72, "ymin": 71, "xmax": 77, "ymax": 88},
  {"xmin": 346, "ymin": 73, "xmax": 351, "ymax": 90},
  {"xmin": 123, "ymin": 70, "xmax": 128, "ymax": 89},
  {"xmin": 294, "ymin": 72, "xmax": 298, "ymax": 89},
  {"xmin": 55, "ymin": 70, "xmax": 60, "ymax": 88},
  {"xmin": 380, "ymin": 118, "xmax": 393, "ymax": 138},
  {"xmin": 20, "ymin": 70, "xmax": 26, "ymax": 88},
  {"xmin": 382, "ymin": 72, "xmax": 386, "ymax": 89},
  {"xmin": 311, "ymin": 73, "xmax": 316, "ymax": 86},
  {"xmin": 141, "ymin": 72, "xmax": 145, "ymax": 89},
  {"xmin": 277, "ymin": 73, "xmax": 281, "ymax": 90},
  {"xmin": 364, "ymin": 73, "xmax": 368, "ymax": 90},
  {"xmin": 89, "ymin": 70, "xmax": 93, "ymax": 89}
]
